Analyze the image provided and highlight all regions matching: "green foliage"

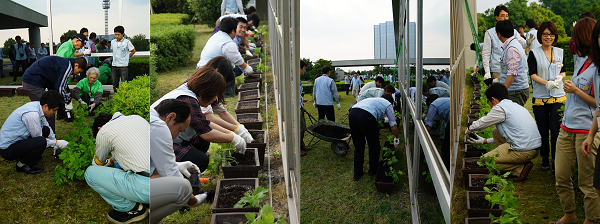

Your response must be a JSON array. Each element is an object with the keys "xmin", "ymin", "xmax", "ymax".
[
  {"xmin": 150, "ymin": 43, "xmax": 160, "ymax": 103},
  {"xmin": 301, "ymin": 82, "xmax": 349, "ymax": 94},
  {"xmin": 189, "ymin": 0, "xmax": 221, "ymax": 27},
  {"xmin": 556, "ymin": 35, "xmax": 574, "ymax": 76},
  {"xmin": 308, "ymin": 59, "xmax": 334, "ymax": 81},
  {"xmin": 253, "ymin": 47, "xmax": 262, "ymax": 55},
  {"xmin": 383, "ymin": 138, "xmax": 403, "ymax": 182},
  {"xmin": 582, "ymin": 3, "xmax": 600, "ymax": 21},
  {"xmin": 127, "ymin": 58, "xmax": 150, "ymax": 81},
  {"xmin": 54, "ymin": 103, "xmax": 95, "ymax": 186},
  {"xmin": 473, "ymin": 75, "xmax": 495, "ymax": 151},
  {"xmin": 234, "ymin": 186, "xmax": 268, "ymax": 208},
  {"xmin": 100, "ymin": 75, "xmax": 150, "ymax": 121},
  {"xmin": 478, "ymin": 154, "xmax": 522, "ymax": 224},
  {"xmin": 150, "ymin": 13, "xmax": 190, "ymax": 25},
  {"xmin": 257, "ymin": 62, "xmax": 269, "ymax": 74},
  {"xmin": 128, "ymin": 34, "xmax": 150, "ymax": 51},
  {"xmin": 150, "ymin": 24, "xmax": 195, "ymax": 72},
  {"xmin": 539, "ymin": 0, "xmax": 600, "ymax": 36},
  {"xmin": 62, "ymin": 30, "xmax": 78, "ymax": 39},
  {"xmin": 207, "ymin": 143, "xmax": 225, "ymax": 174},
  {"xmin": 422, "ymin": 171, "xmax": 433, "ymax": 184},
  {"xmin": 150, "ymin": 0, "xmax": 191, "ymax": 15},
  {"xmin": 245, "ymin": 204, "xmax": 288, "ymax": 224},
  {"xmin": 301, "ymin": 58, "xmax": 314, "ymax": 80},
  {"xmin": 2, "ymin": 38, "xmax": 16, "ymax": 56}
]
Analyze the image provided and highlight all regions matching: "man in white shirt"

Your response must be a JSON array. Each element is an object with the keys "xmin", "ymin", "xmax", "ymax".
[{"xmin": 360, "ymin": 76, "xmax": 384, "ymax": 95}]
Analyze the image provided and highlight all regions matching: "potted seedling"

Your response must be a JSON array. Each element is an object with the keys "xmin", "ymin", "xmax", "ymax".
[
  {"xmin": 375, "ymin": 137, "xmax": 403, "ymax": 194},
  {"xmin": 221, "ymin": 148, "xmax": 260, "ymax": 178},
  {"xmin": 244, "ymin": 204, "xmax": 288, "ymax": 224},
  {"xmin": 212, "ymin": 178, "xmax": 260, "ymax": 213}
]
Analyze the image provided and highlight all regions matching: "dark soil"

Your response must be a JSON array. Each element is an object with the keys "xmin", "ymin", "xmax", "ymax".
[
  {"xmin": 242, "ymin": 95, "xmax": 258, "ymax": 100},
  {"xmin": 217, "ymin": 184, "xmax": 253, "ymax": 208},
  {"xmin": 240, "ymin": 84, "xmax": 258, "ymax": 89},
  {"xmin": 470, "ymin": 195, "xmax": 499, "ymax": 209},
  {"xmin": 471, "ymin": 177, "xmax": 495, "ymax": 189},
  {"xmin": 464, "ymin": 161, "xmax": 485, "ymax": 169},
  {"xmin": 220, "ymin": 221, "xmax": 244, "ymax": 224},
  {"xmin": 250, "ymin": 132, "xmax": 264, "ymax": 143},
  {"xmin": 468, "ymin": 133, "xmax": 478, "ymax": 139},
  {"xmin": 239, "ymin": 118, "xmax": 259, "ymax": 123},
  {"xmin": 240, "ymin": 104, "xmax": 258, "ymax": 109},
  {"xmin": 229, "ymin": 151, "xmax": 256, "ymax": 166},
  {"xmin": 312, "ymin": 125, "xmax": 350, "ymax": 139}
]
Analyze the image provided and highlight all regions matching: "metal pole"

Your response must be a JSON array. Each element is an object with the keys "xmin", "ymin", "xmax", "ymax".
[
  {"xmin": 46, "ymin": 0, "xmax": 54, "ymax": 55},
  {"xmin": 118, "ymin": 0, "xmax": 123, "ymax": 25},
  {"xmin": 412, "ymin": 0, "xmax": 423, "ymax": 223}
]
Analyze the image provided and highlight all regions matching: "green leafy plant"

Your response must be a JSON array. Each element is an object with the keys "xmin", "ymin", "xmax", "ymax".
[
  {"xmin": 245, "ymin": 204, "xmax": 287, "ymax": 224},
  {"xmin": 100, "ymin": 75, "xmax": 150, "ymax": 121},
  {"xmin": 208, "ymin": 145, "xmax": 236, "ymax": 174},
  {"xmin": 478, "ymin": 154, "xmax": 522, "ymax": 224},
  {"xmin": 382, "ymin": 137, "xmax": 403, "ymax": 182},
  {"xmin": 422, "ymin": 171, "xmax": 433, "ymax": 184},
  {"xmin": 253, "ymin": 47, "xmax": 262, "ymax": 55},
  {"xmin": 257, "ymin": 62, "xmax": 269, "ymax": 74},
  {"xmin": 234, "ymin": 186, "xmax": 268, "ymax": 208}
]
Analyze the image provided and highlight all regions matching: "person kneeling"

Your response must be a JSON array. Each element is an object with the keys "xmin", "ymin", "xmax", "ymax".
[
  {"xmin": 466, "ymin": 83, "xmax": 540, "ymax": 182},
  {"xmin": 72, "ymin": 67, "xmax": 103, "ymax": 115}
]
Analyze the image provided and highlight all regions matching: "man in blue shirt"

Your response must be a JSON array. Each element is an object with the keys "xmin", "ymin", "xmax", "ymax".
[
  {"xmin": 13, "ymin": 36, "xmax": 28, "ymax": 84},
  {"xmin": 424, "ymin": 94, "xmax": 451, "ymax": 170},
  {"xmin": 312, "ymin": 66, "xmax": 340, "ymax": 121},
  {"xmin": 344, "ymin": 73, "xmax": 352, "ymax": 95}
]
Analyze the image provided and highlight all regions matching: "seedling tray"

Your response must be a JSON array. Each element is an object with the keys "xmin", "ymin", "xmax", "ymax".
[
  {"xmin": 465, "ymin": 144, "xmax": 485, "ymax": 158},
  {"xmin": 210, "ymin": 212, "xmax": 257, "ymax": 224},
  {"xmin": 235, "ymin": 100, "xmax": 260, "ymax": 114},
  {"xmin": 244, "ymin": 74, "xmax": 263, "ymax": 86},
  {"xmin": 222, "ymin": 148, "xmax": 260, "ymax": 178},
  {"xmin": 468, "ymin": 174, "xmax": 499, "ymax": 191},
  {"xmin": 212, "ymin": 178, "xmax": 260, "ymax": 214},
  {"xmin": 236, "ymin": 113, "xmax": 263, "ymax": 130}
]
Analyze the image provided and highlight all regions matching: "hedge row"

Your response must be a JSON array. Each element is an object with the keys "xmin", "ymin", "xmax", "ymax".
[
  {"xmin": 150, "ymin": 24, "xmax": 195, "ymax": 72},
  {"xmin": 128, "ymin": 58, "xmax": 150, "ymax": 81},
  {"xmin": 100, "ymin": 75, "xmax": 150, "ymax": 121},
  {"xmin": 150, "ymin": 13, "xmax": 190, "ymax": 25},
  {"xmin": 301, "ymin": 81, "xmax": 392, "ymax": 93}
]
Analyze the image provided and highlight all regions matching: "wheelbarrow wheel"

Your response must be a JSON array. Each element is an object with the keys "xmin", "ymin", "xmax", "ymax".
[{"xmin": 331, "ymin": 140, "xmax": 349, "ymax": 156}]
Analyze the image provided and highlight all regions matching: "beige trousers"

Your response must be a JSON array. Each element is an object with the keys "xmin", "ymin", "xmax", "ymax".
[
  {"xmin": 482, "ymin": 127, "xmax": 538, "ymax": 177},
  {"xmin": 555, "ymin": 129, "xmax": 600, "ymax": 220},
  {"xmin": 352, "ymin": 88, "xmax": 360, "ymax": 99}
]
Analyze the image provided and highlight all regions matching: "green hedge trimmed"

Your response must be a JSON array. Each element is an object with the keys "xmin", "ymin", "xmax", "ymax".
[
  {"xmin": 150, "ymin": 13, "xmax": 190, "ymax": 25},
  {"xmin": 100, "ymin": 75, "xmax": 150, "ymax": 121},
  {"xmin": 150, "ymin": 24, "xmax": 195, "ymax": 72},
  {"xmin": 128, "ymin": 58, "xmax": 150, "ymax": 81},
  {"xmin": 302, "ymin": 82, "xmax": 349, "ymax": 94}
]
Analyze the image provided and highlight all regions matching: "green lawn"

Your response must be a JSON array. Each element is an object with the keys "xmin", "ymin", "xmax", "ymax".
[
  {"xmin": 451, "ymin": 75, "xmax": 599, "ymax": 224},
  {"xmin": 0, "ymin": 96, "xmax": 149, "ymax": 223},
  {"xmin": 300, "ymin": 92, "xmax": 445, "ymax": 223}
]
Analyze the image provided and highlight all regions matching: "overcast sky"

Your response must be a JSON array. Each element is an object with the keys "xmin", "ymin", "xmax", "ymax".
[
  {"xmin": 300, "ymin": 0, "xmax": 540, "ymax": 72},
  {"xmin": 0, "ymin": 0, "xmax": 149, "ymax": 48}
]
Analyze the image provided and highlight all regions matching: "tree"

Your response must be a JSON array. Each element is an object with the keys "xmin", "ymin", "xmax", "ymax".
[
  {"xmin": 62, "ymin": 30, "xmax": 78, "ymax": 39},
  {"xmin": 151, "ymin": 0, "xmax": 191, "ymax": 14},
  {"xmin": 528, "ymin": 2, "xmax": 566, "ymax": 37},
  {"xmin": 129, "ymin": 34, "xmax": 150, "ymax": 51},
  {"xmin": 582, "ymin": 3, "xmax": 600, "ymax": 22},
  {"xmin": 301, "ymin": 58, "xmax": 313, "ymax": 80},
  {"xmin": 189, "ymin": 0, "xmax": 221, "ymax": 27},
  {"xmin": 309, "ymin": 58, "xmax": 334, "ymax": 81},
  {"xmin": 539, "ymin": 0, "xmax": 600, "ymax": 36},
  {"xmin": 3, "ymin": 38, "xmax": 16, "ymax": 56}
]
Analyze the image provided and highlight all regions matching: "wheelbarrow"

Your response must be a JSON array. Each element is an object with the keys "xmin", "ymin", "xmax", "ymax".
[{"xmin": 302, "ymin": 109, "xmax": 352, "ymax": 156}]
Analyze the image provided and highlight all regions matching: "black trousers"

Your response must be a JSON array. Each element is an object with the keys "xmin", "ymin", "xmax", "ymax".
[
  {"xmin": 345, "ymin": 84, "xmax": 351, "ymax": 95},
  {"xmin": 13, "ymin": 59, "xmax": 27, "ymax": 82},
  {"xmin": 532, "ymin": 102, "xmax": 562, "ymax": 161},
  {"xmin": 0, "ymin": 126, "xmax": 50, "ymax": 167},
  {"xmin": 349, "ymin": 108, "xmax": 380, "ymax": 176},
  {"xmin": 316, "ymin": 105, "xmax": 335, "ymax": 122},
  {"xmin": 441, "ymin": 123, "xmax": 450, "ymax": 171},
  {"xmin": 178, "ymin": 136, "xmax": 211, "ymax": 172},
  {"xmin": 80, "ymin": 93, "xmax": 102, "ymax": 113}
]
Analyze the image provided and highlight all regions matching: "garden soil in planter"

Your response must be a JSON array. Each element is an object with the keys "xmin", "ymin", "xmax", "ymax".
[
  {"xmin": 236, "ymin": 113, "xmax": 263, "ymax": 130},
  {"xmin": 467, "ymin": 191, "xmax": 502, "ymax": 217},
  {"xmin": 248, "ymin": 130, "xmax": 267, "ymax": 167},
  {"xmin": 468, "ymin": 174, "xmax": 498, "ymax": 191},
  {"xmin": 238, "ymin": 89, "xmax": 260, "ymax": 102},
  {"xmin": 464, "ymin": 217, "xmax": 499, "ymax": 224},
  {"xmin": 222, "ymin": 149, "xmax": 260, "ymax": 178},
  {"xmin": 210, "ymin": 212, "xmax": 257, "ymax": 224},
  {"xmin": 465, "ymin": 144, "xmax": 486, "ymax": 158},
  {"xmin": 375, "ymin": 161, "xmax": 394, "ymax": 194},
  {"xmin": 212, "ymin": 178, "xmax": 260, "ymax": 214},
  {"xmin": 312, "ymin": 125, "xmax": 350, "ymax": 140},
  {"xmin": 462, "ymin": 157, "xmax": 489, "ymax": 187},
  {"xmin": 235, "ymin": 100, "xmax": 260, "ymax": 114},
  {"xmin": 238, "ymin": 82, "xmax": 260, "ymax": 92}
]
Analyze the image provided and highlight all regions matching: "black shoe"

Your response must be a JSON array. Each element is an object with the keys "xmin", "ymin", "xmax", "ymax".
[
  {"xmin": 541, "ymin": 158, "xmax": 550, "ymax": 170},
  {"xmin": 205, "ymin": 190, "xmax": 215, "ymax": 203},
  {"xmin": 551, "ymin": 160, "xmax": 555, "ymax": 173},
  {"xmin": 107, "ymin": 203, "xmax": 148, "ymax": 224},
  {"xmin": 353, "ymin": 172, "xmax": 363, "ymax": 181},
  {"xmin": 16, "ymin": 164, "xmax": 42, "ymax": 174},
  {"xmin": 368, "ymin": 169, "xmax": 377, "ymax": 176}
]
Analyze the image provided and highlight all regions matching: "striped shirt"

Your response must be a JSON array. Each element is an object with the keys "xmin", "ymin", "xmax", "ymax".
[
  {"xmin": 501, "ymin": 36, "xmax": 521, "ymax": 77},
  {"xmin": 95, "ymin": 112, "xmax": 150, "ymax": 172}
]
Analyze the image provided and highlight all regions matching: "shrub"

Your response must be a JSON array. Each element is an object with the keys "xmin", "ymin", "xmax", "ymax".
[
  {"xmin": 150, "ymin": 0, "xmax": 191, "ymax": 15},
  {"xmin": 150, "ymin": 43, "xmax": 160, "ymax": 104},
  {"xmin": 189, "ymin": 0, "xmax": 221, "ymax": 27},
  {"xmin": 150, "ymin": 24, "xmax": 195, "ymax": 72},
  {"xmin": 150, "ymin": 13, "xmax": 190, "ymax": 25},
  {"xmin": 128, "ymin": 58, "xmax": 150, "ymax": 81},
  {"xmin": 129, "ymin": 34, "xmax": 150, "ymax": 51},
  {"xmin": 100, "ymin": 75, "xmax": 151, "ymax": 121}
]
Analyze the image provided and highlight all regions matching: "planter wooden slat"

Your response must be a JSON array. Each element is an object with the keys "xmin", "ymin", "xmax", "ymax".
[
  {"xmin": 0, "ymin": 88, "xmax": 15, "ymax": 97},
  {"xmin": 15, "ymin": 87, "xmax": 27, "ymax": 96},
  {"xmin": 468, "ymin": 174, "xmax": 499, "ymax": 191},
  {"xmin": 222, "ymin": 148, "xmax": 260, "ymax": 178},
  {"xmin": 238, "ymin": 82, "xmax": 260, "ymax": 92},
  {"xmin": 465, "ymin": 144, "xmax": 486, "ymax": 158},
  {"xmin": 462, "ymin": 157, "xmax": 489, "ymax": 187},
  {"xmin": 375, "ymin": 161, "xmax": 394, "ymax": 194},
  {"xmin": 210, "ymin": 212, "xmax": 257, "ymax": 224},
  {"xmin": 247, "ymin": 130, "xmax": 267, "ymax": 167},
  {"xmin": 244, "ymin": 74, "xmax": 263, "ymax": 86},
  {"xmin": 466, "ymin": 191, "xmax": 503, "ymax": 217},
  {"xmin": 238, "ymin": 89, "xmax": 260, "ymax": 102},
  {"xmin": 212, "ymin": 178, "xmax": 260, "ymax": 214},
  {"xmin": 465, "ymin": 217, "xmax": 498, "ymax": 224},
  {"xmin": 235, "ymin": 100, "xmax": 260, "ymax": 114},
  {"xmin": 235, "ymin": 113, "xmax": 263, "ymax": 130}
]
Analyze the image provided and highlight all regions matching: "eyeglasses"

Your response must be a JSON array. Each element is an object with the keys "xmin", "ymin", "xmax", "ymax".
[{"xmin": 542, "ymin": 33, "xmax": 555, "ymax": 37}]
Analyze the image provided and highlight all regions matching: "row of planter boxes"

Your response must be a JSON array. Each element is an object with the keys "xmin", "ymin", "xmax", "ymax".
[{"xmin": 0, "ymin": 87, "xmax": 112, "ymax": 98}]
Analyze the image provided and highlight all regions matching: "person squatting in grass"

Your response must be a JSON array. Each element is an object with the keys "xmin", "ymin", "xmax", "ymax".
[
  {"xmin": 0, "ymin": 90, "xmax": 69, "ymax": 175},
  {"xmin": 426, "ymin": 75, "xmax": 450, "ymax": 91},
  {"xmin": 111, "ymin": 25, "xmax": 136, "ymax": 93},
  {"xmin": 424, "ymin": 94, "xmax": 451, "ymax": 171},
  {"xmin": 150, "ymin": 99, "xmax": 210, "ymax": 224},
  {"xmin": 21, "ymin": 56, "xmax": 88, "ymax": 130},
  {"xmin": 359, "ymin": 76, "xmax": 384, "ymax": 95},
  {"xmin": 422, "ymin": 84, "xmax": 450, "ymax": 98},
  {"xmin": 350, "ymin": 94, "xmax": 400, "ymax": 181},
  {"xmin": 85, "ymin": 112, "xmax": 150, "ymax": 224},
  {"xmin": 150, "ymin": 67, "xmax": 249, "ymax": 173},
  {"xmin": 553, "ymin": 17, "xmax": 600, "ymax": 224},
  {"xmin": 72, "ymin": 67, "xmax": 103, "ymax": 115},
  {"xmin": 312, "ymin": 65, "xmax": 340, "ymax": 121},
  {"xmin": 466, "ymin": 83, "xmax": 541, "ymax": 182},
  {"xmin": 198, "ymin": 56, "xmax": 254, "ymax": 143}
]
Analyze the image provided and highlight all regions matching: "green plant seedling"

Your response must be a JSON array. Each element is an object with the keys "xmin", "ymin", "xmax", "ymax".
[
  {"xmin": 245, "ymin": 204, "xmax": 287, "ymax": 224},
  {"xmin": 234, "ymin": 186, "xmax": 269, "ymax": 208}
]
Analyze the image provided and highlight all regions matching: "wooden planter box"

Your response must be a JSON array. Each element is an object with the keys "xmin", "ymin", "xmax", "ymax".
[
  {"xmin": 247, "ymin": 130, "xmax": 267, "ymax": 167},
  {"xmin": 468, "ymin": 115, "xmax": 478, "ymax": 126},
  {"xmin": 238, "ymin": 89, "xmax": 260, "ymax": 102},
  {"xmin": 212, "ymin": 178, "xmax": 260, "ymax": 214},
  {"xmin": 462, "ymin": 157, "xmax": 489, "ymax": 187},
  {"xmin": 244, "ymin": 74, "xmax": 263, "ymax": 86},
  {"xmin": 474, "ymin": 96, "xmax": 481, "ymax": 101},
  {"xmin": 210, "ymin": 212, "xmax": 257, "ymax": 224},
  {"xmin": 245, "ymin": 54, "xmax": 259, "ymax": 61},
  {"xmin": 471, "ymin": 104, "xmax": 480, "ymax": 109},
  {"xmin": 247, "ymin": 58, "xmax": 261, "ymax": 66},
  {"xmin": 470, "ymin": 108, "xmax": 481, "ymax": 114},
  {"xmin": 468, "ymin": 174, "xmax": 499, "ymax": 191},
  {"xmin": 375, "ymin": 161, "xmax": 394, "ymax": 194},
  {"xmin": 238, "ymin": 82, "xmax": 260, "ymax": 92},
  {"xmin": 222, "ymin": 148, "xmax": 260, "ymax": 178},
  {"xmin": 236, "ymin": 113, "xmax": 263, "ymax": 130},
  {"xmin": 235, "ymin": 100, "xmax": 260, "ymax": 114},
  {"xmin": 474, "ymin": 84, "xmax": 481, "ymax": 91},
  {"xmin": 16, "ymin": 87, "xmax": 27, "ymax": 96},
  {"xmin": 102, "ymin": 90, "xmax": 111, "ymax": 98},
  {"xmin": 470, "ymin": 101, "xmax": 479, "ymax": 106},
  {"xmin": 465, "ymin": 144, "xmax": 486, "ymax": 158},
  {"xmin": 467, "ymin": 191, "xmax": 503, "ymax": 217},
  {"xmin": 0, "ymin": 88, "xmax": 14, "ymax": 97},
  {"xmin": 465, "ymin": 217, "xmax": 498, "ymax": 224}
]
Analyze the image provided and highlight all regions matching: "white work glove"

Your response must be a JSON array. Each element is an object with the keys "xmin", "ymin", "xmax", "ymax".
[
  {"xmin": 313, "ymin": 102, "xmax": 316, "ymax": 108},
  {"xmin": 190, "ymin": 193, "xmax": 208, "ymax": 207},
  {"xmin": 53, "ymin": 140, "xmax": 69, "ymax": 155},
  {"xmin": 526, "ymin": 34, "xmax": 535, "ymax": 47},
  {"xmin": 79, "ymin": 100, "xmax": 87, "ymax": 105},
  {"xmin": 176, "ymin": 161, "xmax": 200, "ymax": 178},
  {"xmin": 484, "ymin": 72, "xmax": 491, "ymax": 80},
  {"xmin": 337, "ymin": 103, "xmax": 341, "ymax": 110},
  {"xmin": 84, "ymin": 49, "xmax": 91, "ymax": 55},
  {"xmin": 245, "ymin": 65, "xmax": 254, "ymax": 75},
  {"xmin": 64, "ymin": 102, "xmax": 73, "ymax": 112},
  {"xmin": 88, "ymin": 103, "xmax": 96, "ymax": 113},
  {"xmin": 249, "ymin": 43, "xmax": 257, "ymax": 48},
  {"xmin": 245, "ymin": 50, "xmax": 253, "ymax": 57},
  {"xmin": 546, "ymin": 80, "xmax": 559, "ymax": 90},
  {"xmin": 234, "ymin": 124, "xmax": 254, "ymax": 143},
  {"xmin": 384, "ymin": 116, "xmax": 389, "ymax": 123},
  {"xmin": 555, "ymin": 75, "xmax": 563, "ymax": 83},
  {"xmin": 467, "ymin": 133, "xmax": 485, "ymax": 144},
  {"xmin": 492, "ymin": 78, "xmax": 499, "ymax": 83},
  {"xmin": 465, "ymin": 127, "xmax": 473, "ymax": 137},
  {"xmin": 393, "ymin": 138, "xmax": 400, "ymax": 147},
  {"xmin": 231, "ymin": 132, "xmax": 247, "ymax": 154}
]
